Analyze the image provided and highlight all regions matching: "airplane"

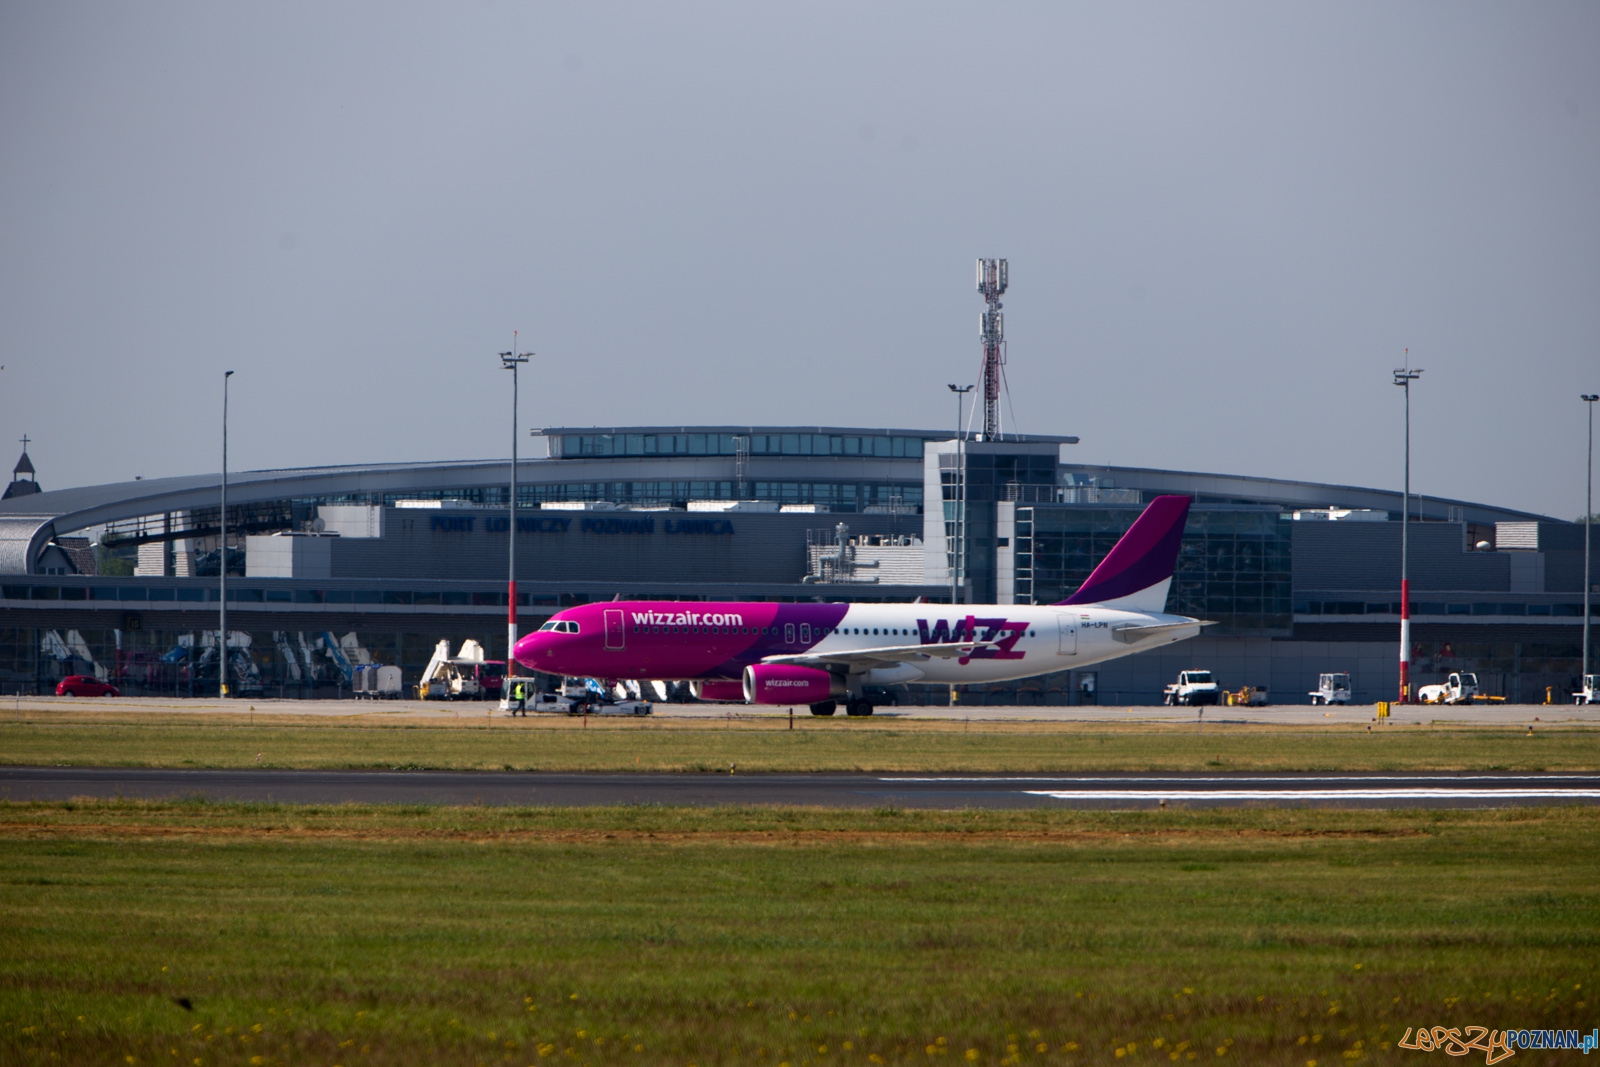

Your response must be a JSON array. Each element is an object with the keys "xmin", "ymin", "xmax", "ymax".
[{"xmin": 512, "ymin": 494, "xmax": 1205, "ymax": 716}]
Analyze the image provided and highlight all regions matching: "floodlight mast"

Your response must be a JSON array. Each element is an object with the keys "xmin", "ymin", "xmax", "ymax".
[
  {"xmin": 1393, "ymin": 356, "xmax": 1422, "ymax": 704},
  {"xmin": 976, "ymin": 259, "xmax": 1008, "ymax": 440},
  {"xmin": 219, "ymin": 370, "xmax": 234, "ymax": 699},
  {"xmin": 1583, "ymin": 393, "xmax": 1597, "ymax": 694},
  {"xmin": 500, "ymin": 335, "xmax": 530, "ymax": 668}
]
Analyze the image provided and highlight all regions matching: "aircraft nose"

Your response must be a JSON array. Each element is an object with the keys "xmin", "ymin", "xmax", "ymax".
[{"xmin": 512, "ymin": 633, "xmax": 542, "ymax": 669}]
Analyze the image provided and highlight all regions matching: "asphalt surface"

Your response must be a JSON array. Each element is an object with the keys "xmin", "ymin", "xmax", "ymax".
[
  {"xmin": 12, "ymin": 693, "xmax": 1600, "ymax": 725},
  {"xmin": 4, "ymin": 766, "xmax": 1599, "ymax": 809}
]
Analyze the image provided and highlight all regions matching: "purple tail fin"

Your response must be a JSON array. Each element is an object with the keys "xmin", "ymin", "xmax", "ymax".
[{"xmin": 1057, "ymin": 495, "xmax": 1192, "ymax": 610}]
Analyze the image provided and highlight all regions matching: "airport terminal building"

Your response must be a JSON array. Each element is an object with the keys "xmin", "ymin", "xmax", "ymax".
[{"xmin": 0, "ymin": 426, "xmax": 1592, "ymax": 704}]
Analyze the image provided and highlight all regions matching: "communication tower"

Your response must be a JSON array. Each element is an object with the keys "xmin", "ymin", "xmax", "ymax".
[{"xmin": 976, "ymin": 258, "xmax": 1008, "ymax": 439}]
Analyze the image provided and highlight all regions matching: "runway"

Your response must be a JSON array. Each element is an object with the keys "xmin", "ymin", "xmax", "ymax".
[
  {"xmin": 4, "ymin": 766, "xmax": 1599, "ymax": 809},
  {"xmin": 11, "ymin": 693, "xmax": 1600, "ymax": 726}
]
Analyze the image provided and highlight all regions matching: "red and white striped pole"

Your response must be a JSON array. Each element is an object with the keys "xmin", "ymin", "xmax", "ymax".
[
  {"xmin": 1399, "ymin": 577, "xmax": 1410, "ymax": 704},
  {"xmin": 1394, "ymin": 356, "xmax": 1422, "ymax": 704}
]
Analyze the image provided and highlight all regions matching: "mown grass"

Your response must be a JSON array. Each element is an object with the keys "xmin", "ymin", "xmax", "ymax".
[
  {"xmin": 2, "ymin": 801, "xmax": 1597, "ymax": 1065},
  {"xmin": 1, "ymin": 712, "xmax": 1598, "ymax": 772}
]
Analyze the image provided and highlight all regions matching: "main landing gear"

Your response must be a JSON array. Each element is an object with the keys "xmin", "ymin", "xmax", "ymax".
[
  {"xmin": 812, "ymin": 700, "xmax": 876, "ymax": 716},
  {"xmin": 807, "ymin": 699, "xmax": 874, "ymax": 716}
]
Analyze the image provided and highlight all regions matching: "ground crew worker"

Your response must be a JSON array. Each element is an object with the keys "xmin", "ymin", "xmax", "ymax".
[{"xmin": 514, "ymin": 681, "xmax": 527, "ymax": 716}]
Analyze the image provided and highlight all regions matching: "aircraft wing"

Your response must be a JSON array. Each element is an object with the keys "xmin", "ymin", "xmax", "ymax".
[
  {"xmin": 761, "ymin": 641, "xmax": 994, "ymax": 671},
  {"xmin": 1111, "ymin": 620, "xmax": 1212, "ymax": 644}
]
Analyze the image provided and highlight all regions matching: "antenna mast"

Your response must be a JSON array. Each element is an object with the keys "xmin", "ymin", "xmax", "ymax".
[{"xmin": 976, "ymin": 258, "xmax": 1008, "ymax": 440}]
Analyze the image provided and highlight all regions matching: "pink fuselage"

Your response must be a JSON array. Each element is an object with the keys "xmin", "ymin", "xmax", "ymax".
[
  {"xmin": 512, "ymin": 599, "xmax": 1197, "ymax": 688},
  {"xmin": 515, "ymin": 601, "xmax": 847, "ymax": 682}
]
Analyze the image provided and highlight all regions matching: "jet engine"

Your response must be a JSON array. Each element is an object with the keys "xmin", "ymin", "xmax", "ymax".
[{"xmin": 742, "ymin": 663, "xmax": 839, "ymax": 704}]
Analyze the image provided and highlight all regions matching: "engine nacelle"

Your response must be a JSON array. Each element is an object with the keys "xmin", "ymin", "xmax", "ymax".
[
  {"xmin": 692, "ymin": 679, "xmax": 747, "ymax": 702},
  {"xmin": 742, "ymin": 664, "xmax": 838, "ymax": 704}
]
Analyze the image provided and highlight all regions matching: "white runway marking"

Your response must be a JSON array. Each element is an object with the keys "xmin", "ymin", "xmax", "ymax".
[
  {"xmin": 1022, "ymin": 788, "xmax": 1600, "ymax": 801},
  {"xmin": 880, "ymin": 775, "xmax": 1600, "ymax": 783}
]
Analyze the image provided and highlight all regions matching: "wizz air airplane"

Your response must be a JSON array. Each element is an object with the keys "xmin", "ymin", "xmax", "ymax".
[{"xmin": 512, "ymin": 495, "xmax": 1204, "ymax": 716}]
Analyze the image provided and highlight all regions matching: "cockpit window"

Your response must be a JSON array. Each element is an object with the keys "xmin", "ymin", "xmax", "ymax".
[
  {"xmin": 538, "ymin": 620, "xmax": 581, "ymax": 634},
  {"xmin": 539, "ymin": 621, "xmax": 560, "ymax": 631}
]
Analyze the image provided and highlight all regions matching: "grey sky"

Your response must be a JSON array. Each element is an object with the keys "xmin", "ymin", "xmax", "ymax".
[{"xmin": 1, "ymin": 2, "xmax": 1595, "ymax": 519}]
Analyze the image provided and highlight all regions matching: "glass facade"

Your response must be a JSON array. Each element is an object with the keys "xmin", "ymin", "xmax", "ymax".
[
  {"xmin": 0, "ymin": 625, "xmax": 502, "ymax": 699},
  {"xmin": 1295, "ymin": 600, "xmax": 1592, "ymax": 617},
  {"xmin": 1014, "ymin": 505, "xmax": 1293, "ymax": 635},
  {"xmin": 555, "ymin": 432, "xmax": 926, "ymax": 460},
  {"xmin": 941, "ymin": 450, "xmax": 1060, "ymax": 602},
  {"xmin": 509, "ymin": 480, "xmax": 920, "ymax": 510},
  {"xmin": 133, "ymin": 477, "xmax": 923, "ymax": 532}
]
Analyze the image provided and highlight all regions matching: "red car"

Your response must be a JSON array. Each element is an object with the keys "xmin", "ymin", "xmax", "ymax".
[{"xmin": 56, "ymin": 675, "xmax": 119, "ymax": 697}]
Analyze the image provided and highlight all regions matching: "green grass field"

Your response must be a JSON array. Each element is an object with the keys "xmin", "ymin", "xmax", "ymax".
[
  {"xmin": 2, "ymin": 712, "xmax": 1598, "ymax": 772},
  {"xmin": 3, "ymin": 801, "xmax": 1597, "ymax": 1066}
]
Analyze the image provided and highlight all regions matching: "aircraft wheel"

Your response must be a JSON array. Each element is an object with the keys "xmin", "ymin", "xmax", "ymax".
[
  {"xmin": 846, "ymin": 700, "xmax": 873, "ymax": 717},
  {"xmin": 809, "ymin": 701, "xmax": 837, "ymax": 716}
]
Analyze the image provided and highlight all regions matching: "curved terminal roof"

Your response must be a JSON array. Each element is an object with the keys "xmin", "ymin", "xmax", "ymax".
[{"xmin": 0, "ymin": 425, "xmax": 1555, "ymax": 574}]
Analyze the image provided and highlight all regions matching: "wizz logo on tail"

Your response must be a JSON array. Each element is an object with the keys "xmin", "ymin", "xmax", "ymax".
[{"xmin": 916, "ymin": 617, "xmax": 1027, "ymax": 662}]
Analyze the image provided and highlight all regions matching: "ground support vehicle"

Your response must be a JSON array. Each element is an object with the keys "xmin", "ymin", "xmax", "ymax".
[
  {"xmin": 353, "ymin": 664, "xmax": 402, "ymax": 699},
  {"xmin": 557, "ymin": 677, "xmax": 651, "ymax": 716},
  {"xmin": 1418, "ymin": 671, "xmax": 1480, "ymax": 705},
  {"xmin": 1225, "ymin": 685, "xmax": 1269, "ymax": 706},
  {"xmin": 1163, "ymin": 670, "xmax": 1221, "ymax": 706},
  {"xmin": 517, "ymin": 678, "xmax": 602, "ymax": 715},
  {"xmin": 499, "ymin": 676, "xmax": 542, "ymax": 713},
  {"xmin": 595, "ymin": 699, "xmax": 653, "ymax": 716},
  {"xmin": 56, "ymin": 675, "xmax": 119, "ymax": 697},
  {"xmin": 1574, "ymin": 674, "xmax": 1598, "ymax": 705},
  {"xmin": 532, "ymin": 692, "xmax": 583, "ymax": 714},
  {"xmin": 417, "ymin": 639, "xmax": 502, "ymax": 700},
  {"xmin": 1309, "ymin": 672, "xmax": 1352, "ymax": 706}
]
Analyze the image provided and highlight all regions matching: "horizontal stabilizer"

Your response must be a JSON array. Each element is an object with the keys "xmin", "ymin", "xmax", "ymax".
[{"xmin": 1111, "ymin": 620, "xmax": 1211, "ymax": 644}]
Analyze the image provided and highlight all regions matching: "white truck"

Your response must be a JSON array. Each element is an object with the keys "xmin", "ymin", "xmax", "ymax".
[
  {"xmin": 417, "ymin": 639, "xmax": 488, "ymax": 700},
  {"xmin": 595, "ymin": 698, "xmax": 653, "ymax": 717},
  {"xmin": 1163, "ymin": 670, "xmax": 1221, "ymax": 706},
  {"xmin": 352, "ymin": 664, "xmax": 403, "ymax": 699},
  {"xmin": 1574, "ymin": 674, "xmax": 1598, "ymax": 705},
  {"xmin": 1418, "ymin": 671, "xmax": 1479, "ymax": 706},
  {"xmin": 1309, "ymin": 672, "xmax": 1352, "ymax": 706}
]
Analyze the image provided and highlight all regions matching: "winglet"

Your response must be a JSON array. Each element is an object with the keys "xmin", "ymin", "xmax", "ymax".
[{"xmin": 1057, "ymin": 495, "xmax": 1192, "ymax": 612}]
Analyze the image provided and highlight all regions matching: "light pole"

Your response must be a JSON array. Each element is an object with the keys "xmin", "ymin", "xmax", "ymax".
[
  {"xmin": 219, "ymin": 369, "xmax": 234, "ymax": 698},
  {"xmin": 1393, "ymin": 357, "xmax": 1422, "ymax": 703},
  {"xmin": 501, "ymin": 336, "xmax": 530, "ymax": 672},
  {"xmin": 1583, "ymin": 393, "xmax": 1598, "ymax": 698},
  {"xmin": 947, "ymin": 383, "xmax": 974, "ymax": 605}
]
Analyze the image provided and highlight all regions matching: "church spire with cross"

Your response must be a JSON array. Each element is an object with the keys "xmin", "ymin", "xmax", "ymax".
[{"xmin": 4, "ymin": 435, "xmax": 41, "ymax": 499}]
